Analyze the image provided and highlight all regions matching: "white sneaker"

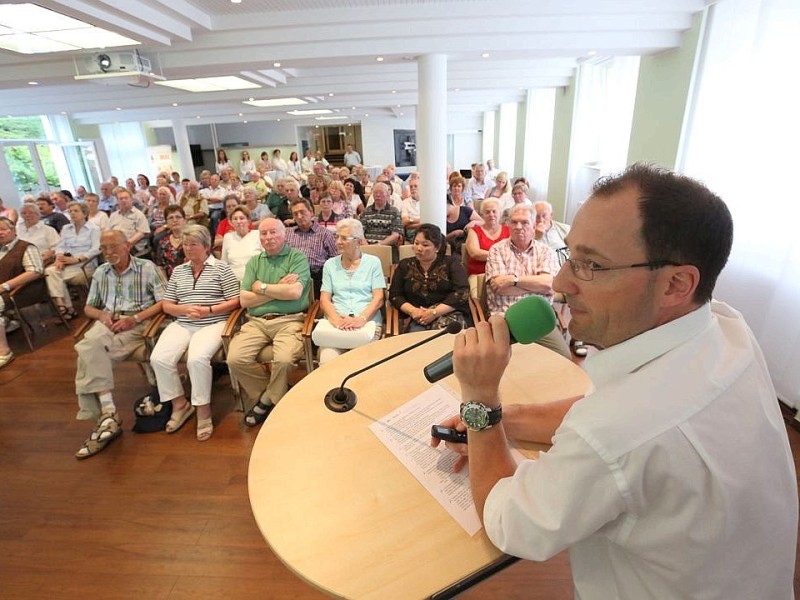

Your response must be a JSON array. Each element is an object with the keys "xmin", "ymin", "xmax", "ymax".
[{"xmin": 5, "ymin": 320, "xmax": 20, "ymax": 333}]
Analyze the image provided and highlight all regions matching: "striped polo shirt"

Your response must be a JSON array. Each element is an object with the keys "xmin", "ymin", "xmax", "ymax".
[{"xmin": 164, "ymin": 255, "xmax": 240, "ymax": 326}]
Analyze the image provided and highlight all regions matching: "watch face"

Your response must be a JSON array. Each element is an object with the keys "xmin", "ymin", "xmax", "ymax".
[{"xmin": 461, "ymin": 402, "xmax": 490, "ymax": 430}]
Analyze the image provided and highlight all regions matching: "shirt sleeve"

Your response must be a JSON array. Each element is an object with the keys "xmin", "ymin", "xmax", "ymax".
[
  {"xmin": 21, "ymin": 244, "xmax": 44, "ymax": 274},
  {"xmin": 440, "ymin": 256, "xmax": 469, "ymax": 310},
  {"xmin": 321, "ymin": 257, "xmax": 335, "ymax": 294},
  {"xmin": 135, "ymin": 211, "xmax": 150, "ymax": 235},
  {"xmin": 164, "ymin": 269, "xmax": 179, "ymax": 302},
  {"xmin": 288, "ymin": 249, "xmax": 312, "ymax": 298},
  {"xmin": 86, "ymin": 225, "xmax": 101, "ymax": 260},
  {"xmin": 483, "ymin": 426, "xmax": 626, "ymax": 562},
  {"xmin": 485, "ymin": 244, "xmax": 507, "ymax": 279},
  {"xmin": 369, "ymin": 257, "xmax": 387, "ymax": 290},
  {"xmin": 219, "ymin": 262, "xmax": 241, "ymax": 300},
  {"xmin": 391, "ymin": 208, "xmax": 404, "ymax": 236}
]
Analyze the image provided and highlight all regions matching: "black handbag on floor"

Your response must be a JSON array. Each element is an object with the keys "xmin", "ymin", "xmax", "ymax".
[{"xmin": 132, "ymin": 389, "xmax": 172, "ymax": 433}]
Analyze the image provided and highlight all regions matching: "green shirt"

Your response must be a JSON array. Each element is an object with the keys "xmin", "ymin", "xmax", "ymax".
[{"xmin": 241, "ymin": 244, "xmax": 311, "ymax": 317}]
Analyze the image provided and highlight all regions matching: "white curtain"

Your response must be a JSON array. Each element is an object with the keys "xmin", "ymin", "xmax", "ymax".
[
  {"xmin": 565, "ymin": 56, "xmax": 641, "ymax": 223},
  {"xmin": 99, "ymin": 122, "xmax": 151, "ymax": 183},
  {"xmin": 679, "ymin": 0, "xmax": 800, "ymax": 406}
]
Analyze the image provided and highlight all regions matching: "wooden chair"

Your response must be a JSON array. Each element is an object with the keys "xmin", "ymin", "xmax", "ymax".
[
  {"xmin": 360, "ymin": 244, "xmax": 392, "ymax": 281},
  {"xmin": 4, "ymin": 274, "xmax": 71, "ymax": 351}
]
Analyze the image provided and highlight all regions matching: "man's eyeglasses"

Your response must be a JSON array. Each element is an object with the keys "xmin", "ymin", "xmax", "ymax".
[{"xmin": 556, "ymin": 247, "xmax": 681, "ymax": 282}]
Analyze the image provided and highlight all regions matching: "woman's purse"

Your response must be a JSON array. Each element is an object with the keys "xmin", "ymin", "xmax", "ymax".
[{"xmin": 312, "ymin": 318, "xmax": 377, "ymax": 349}]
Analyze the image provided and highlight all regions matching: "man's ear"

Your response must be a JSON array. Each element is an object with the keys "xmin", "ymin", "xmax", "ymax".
[{"xmin": 660, "ymin": 265, "xmax": 700, "ymax": 308}]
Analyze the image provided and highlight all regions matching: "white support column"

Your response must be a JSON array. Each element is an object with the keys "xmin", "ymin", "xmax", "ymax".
[
  {"xmin": 416, "ymin": 53, "xmax": 447, "ymax": 231},
  {"xmin": 172, "ymin": 120, "xmax": 195, "ymax": 179}
]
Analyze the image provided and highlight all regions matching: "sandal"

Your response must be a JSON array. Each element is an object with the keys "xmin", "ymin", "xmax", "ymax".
[
  {"xmin": 571, "ymin": 340, "xmax": 589, "ymax": 357},
  {"xmin": 244, "ymin": 400, "xmax": 274, "ymax": 427},
  {"xmin": 197, "ymin": 417, "xmax": 214, "ymax": 442},
  {"xmin": 58, "ymin": 305, "xmax": 77, "ymax": 320},
  {"xmin": 165, "ymin": 403, "xmax": 195, "ymax": 433},
  {"xmin": 75, "ymin": 412, "xmax": 122, "ymax": 460}
]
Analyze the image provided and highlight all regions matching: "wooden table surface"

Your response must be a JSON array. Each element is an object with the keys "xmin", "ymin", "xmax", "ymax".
[{"xmin": 248, "ymin": 331, "xmax": 592, "ymax": 600}]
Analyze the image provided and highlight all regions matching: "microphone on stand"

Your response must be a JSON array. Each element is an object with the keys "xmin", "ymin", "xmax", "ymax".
[
  {"xmin": 423, "ymin": 295, "xmax": 557, "ymax": 383},
  {"xmin": 325, "ymin": 320, "xmax": 463, "ymax": 413}
]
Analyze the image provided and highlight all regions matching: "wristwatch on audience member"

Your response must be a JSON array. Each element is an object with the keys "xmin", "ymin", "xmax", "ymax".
[
  {"xmin": 259, "ymin": 282, "xmax": 268, "ymax": 294},
  {"xmin": 1, "ymin": 282, "xmax": 10, "ymax": 292},
  {"xmin": 513, "ymin": 274, "xmax": 519, "ymax": 286},
  {"xmin": 460, "ymin": 402, "xmax": 502, "ymax": 431}
]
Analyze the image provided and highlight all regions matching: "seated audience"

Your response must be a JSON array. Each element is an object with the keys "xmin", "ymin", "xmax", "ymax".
[
  {"xmin": 464, "ymin": 162, "xmax": 490, "ymax": 202},
  {"xmin": 533, "ymin": 200, "xmax": 570, "ymax": 250},
  {"xmin": 242, "ymin": 187, "xmax": 271, "ymax": 226},
  {"xmin": 37, "ymin": 196, "xmax": 69, "ymax": 234},
  {"xmin": 464, "ymin": 198, "xmax": 510, "ymax": 276},
  {"xmin": 150, "ymin": 225, "xmax": 240, "ymax": 442},
  {"xmin": 85, "ymin": 193, "xmax": 110, "ymax": 230},
  {"xmin": 45, "ymin": 202, "xmax": 101, "ymax": 319},
  {"xmin": 359, "ymin": 182, "xmax": 403, "ymax": 256},
  {"xmin": 485, "ymin": 204, "xmax": 569, "ymax": 357},
  {"xmin": 285, "ymin": 197, "xmax": 338, "ymax": 299},
  {"xmin": 153, "ymin": 206, "xmax": 187, "ymax": 278},
  {"xmin": 0, "ymin": 196, "xmax": 18, "ymax": 224},
  {"xmin": 72, "ymin": 230, "xmax": 166, "ymax": 458},
  {"xmin": 344, "ymin": 178, "xmax": 364, "ymax": 216},
  {"xmin": 314, "ymin": 218, "xmax": 385, "ymax": 364},
  {"xmin": 16, "ymin": 202, "xmax": 58, "ymax": 262},
  {"xmin": 221, "ymin": 206, "xmax": 261, "ymax": 281},
  {"xmin": 214, "ymin": 194, "xmax": 245, "ymax": 251},
  {"xmin": 226, "ymin": 218, "xmax": 311, "ymax": 427},
  {"xmin": 179, "ymin": 180, "xmax": 210, "ymax": 229},
  {"xmin": 389, "ymin": 223, "xmax": 470, "ymax": 333},
  {"xmin": 109, "ymin": 187, "xmax": 150, "ymax": 256},
  {"xmin": 446, "ymin": 195, "xmax": 482, "ymax": 255},
  {"xmin": 149, "ymin": 186, "xmax": 174, "ymax": 238},
  {"xmin": 329, "ymin": 181, "xmax": 353, "ymax": 218},
  {"xmin": 0, "ymin": 216, "xmax": 44, "ymax": 369},
  {"xmin": 484, "ymin": 171, "xmax": 512, "ymax": 208},
  {"xmin": 316, "ymin": 193, "xmax": 339, "ymax": 232}
]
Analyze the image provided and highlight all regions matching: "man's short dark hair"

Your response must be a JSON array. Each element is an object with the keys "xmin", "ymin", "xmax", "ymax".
[
  {"xmin": 290, "ymin": 197, "xmax": 313, "ymax": 213},
  {"xmin": 592, "ymin": 162, "xmax": 733, "ymax": 304}
]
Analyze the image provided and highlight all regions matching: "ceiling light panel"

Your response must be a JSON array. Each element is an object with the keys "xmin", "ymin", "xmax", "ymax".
[
  {"xmin": 156, "ymin": 76, "xmax": 261, "ymax": 92},
  {"xmin": 0, "ymin": 4, "xmax": 85, "ymax": 32},
  {"xmin": 287, "ymin": 109, "xmax": 332, "ymax": 116},
  {"xmin": 244, "ymin": 97, "xmax": 308, "ymax": 108}
]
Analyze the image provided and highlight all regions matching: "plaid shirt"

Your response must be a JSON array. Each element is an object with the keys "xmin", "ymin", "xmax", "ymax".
[
  {"xmin": 285, "ymin": 222, "xmax": 338, "ymax": 272},
  {"xmin": 485, "ymin": 238, "xmax": 558, "ymax": 316},
  {"xmin": 87, "ymin": 256, "xmax": 167, "ymax": 317}
]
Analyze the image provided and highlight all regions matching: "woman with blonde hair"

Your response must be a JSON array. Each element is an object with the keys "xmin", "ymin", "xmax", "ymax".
[{"xmin": 150, "ymin": 224, "xmax": 240, "ymax": 442}]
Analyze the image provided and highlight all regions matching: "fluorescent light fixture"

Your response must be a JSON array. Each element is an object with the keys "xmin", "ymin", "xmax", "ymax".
[
  {"xmin": 287, "ymin": 109, "xmax": 332, "ymax": 116},
  {"xmin": 315, "ymin": 116, "xmax": 348, "ymax": 121},
  {"xmin": 243, "ymin": 97, "xmax": 307, "ymax": 108},
  {"xmin": 0, "ymin": 3, "xmax": 139, "ymax": 54},
  {"xmin": 156, "ymin": 76, "xmax": 260, "ymax": 92}
]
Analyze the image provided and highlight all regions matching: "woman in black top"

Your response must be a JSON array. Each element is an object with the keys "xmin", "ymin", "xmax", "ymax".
[{"xmin": 389, "ymin": 223, "xmax": 470, "ymax": 333}]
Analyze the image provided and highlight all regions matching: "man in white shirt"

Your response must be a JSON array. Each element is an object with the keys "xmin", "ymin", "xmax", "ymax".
[
  {"xmin": 109, "ymin": 188, "xmax": 150, "ymax": 255},
  {"xmin": 301, "ymin": 149, "xmax": 315, "ymax": 173},
  {"xmin": 16, "ymin": 202, "xmax": 59, "ymax": 262},
  {"xmin": 400, "ymin": 178, "xmax": 421, "ymax": 242},
  {"xmin": 436, "ymin": 163, "xmax": 798, "ymax": 600},
  {"xmin": 343, "ymin": 144, "xmax": 362, "ymax": 167},
  {"xmin": 464, "ymin": 163, "xmax": 490, "ymax": 202}
]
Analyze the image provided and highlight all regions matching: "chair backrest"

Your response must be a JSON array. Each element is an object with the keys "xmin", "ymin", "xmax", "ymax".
[
  {"xmin": 361, "ymin": 244, "xmax": 392, "ymax": 280},
  {"xmin": 8, "ymin": 274, "xmax": 49, "ymax": 309},
  {"xmin": 397, "ymin": 244, "xmax": 415, "ymax": 262}
]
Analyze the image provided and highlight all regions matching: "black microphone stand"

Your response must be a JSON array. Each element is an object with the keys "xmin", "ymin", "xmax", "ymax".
[{"xmin": 324, "ymin": 322, "xmax": 462, "ymax": 413}]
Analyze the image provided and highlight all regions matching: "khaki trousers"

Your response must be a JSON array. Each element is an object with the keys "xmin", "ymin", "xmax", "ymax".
[
  {"xmin": 74, "ymin": 320, "xmax": 147, "ymax": 419},
  {"xmin": 226, "ymin": 314, "xmax": 305, "ymax": 406}
]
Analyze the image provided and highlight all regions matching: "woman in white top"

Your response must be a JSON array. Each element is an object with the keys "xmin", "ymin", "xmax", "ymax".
[
  {"xmin": 287, "ymin": 151, "xmax": 302, "ymax": 180},
  {"xmin": 270, "ymin": 148, "xmax": 289, "ymax": 178},
  {"xmin": 484, "ymin": 170, "xmax": 513, "ymax": 209},
  {"xmin": 86, "ymin": 194, "xmax": 110, "ymax": 230},
  {"xmin": 239, "ymin": 151, "xmax": 255, "ymax": 182},
  {"xmin": 215, "ymin": 148, "xmax": 232, "ymax": 174},
  {"xmin": 220, "ymin": 205, "xmax": 261, "ymax": 281}
]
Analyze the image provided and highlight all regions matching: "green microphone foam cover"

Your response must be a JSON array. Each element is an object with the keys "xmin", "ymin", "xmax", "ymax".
[{"xmin": 504, "ymin": 295, "xmax": 557, "ymax": 344}]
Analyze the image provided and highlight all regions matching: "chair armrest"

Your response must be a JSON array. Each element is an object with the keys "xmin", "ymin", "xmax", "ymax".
[
  {"xmin": 8, "ymin": 273, "xmax": 44, "ymax": 297},
  {"xmin": 302, "ymin": 301, "xmax": 321, "ymax": 337},
  {"xmin": 385, "ymin": 303, "xmax": 400, "ymax": 337},
  {"xmin": 222, "ymin": 307, "xmax": 247, "ymax": 340},
  {"xmin": 72, "ymin": 318, "xmax": 94, "ymax": 339}
]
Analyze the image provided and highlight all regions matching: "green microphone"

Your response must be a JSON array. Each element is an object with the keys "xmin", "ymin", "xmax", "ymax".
[{"xmin": 423, "ymin": 295, "xmax": 557, "ymax": 383}]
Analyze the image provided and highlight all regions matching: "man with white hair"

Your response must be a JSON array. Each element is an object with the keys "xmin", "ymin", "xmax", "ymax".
[{"xmin": 533, "ymin": 200, "xmax": 570, "ymax": 250}]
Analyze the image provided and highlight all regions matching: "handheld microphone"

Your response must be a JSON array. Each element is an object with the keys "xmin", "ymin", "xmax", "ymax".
[
  {"xmin": 423, "ymin": 295, "xmax": 556, "ymax": 383},
  {"xmin": 325, "ymin": 320, "xmax": 463, "ymax": 412}
]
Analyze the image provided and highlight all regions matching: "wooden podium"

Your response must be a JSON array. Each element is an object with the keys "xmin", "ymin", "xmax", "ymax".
[{"xmin": 248, "ymin": 331, "xmax": 591, "ymax": 599}]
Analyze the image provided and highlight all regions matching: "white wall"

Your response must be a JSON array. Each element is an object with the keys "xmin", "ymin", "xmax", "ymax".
[{"xmin": 360, "ymin": 115, "xmax": 416, "ymax": 171}]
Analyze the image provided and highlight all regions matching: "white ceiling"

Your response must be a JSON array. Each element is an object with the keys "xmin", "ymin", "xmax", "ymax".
[{"xmin": 0, "ymin": 0, "xmax": 708, "ymax": 127}]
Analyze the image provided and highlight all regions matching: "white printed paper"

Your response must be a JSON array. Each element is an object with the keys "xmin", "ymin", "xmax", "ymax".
[{"xmin": 369, "ymin": 383, "xmax": 524, "ymax": 536}]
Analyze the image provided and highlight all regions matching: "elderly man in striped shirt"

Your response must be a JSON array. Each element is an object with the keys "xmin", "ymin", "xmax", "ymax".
[{"xmin": 485, "ymin": 204, "xmax": 570, "ymax": 358}]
